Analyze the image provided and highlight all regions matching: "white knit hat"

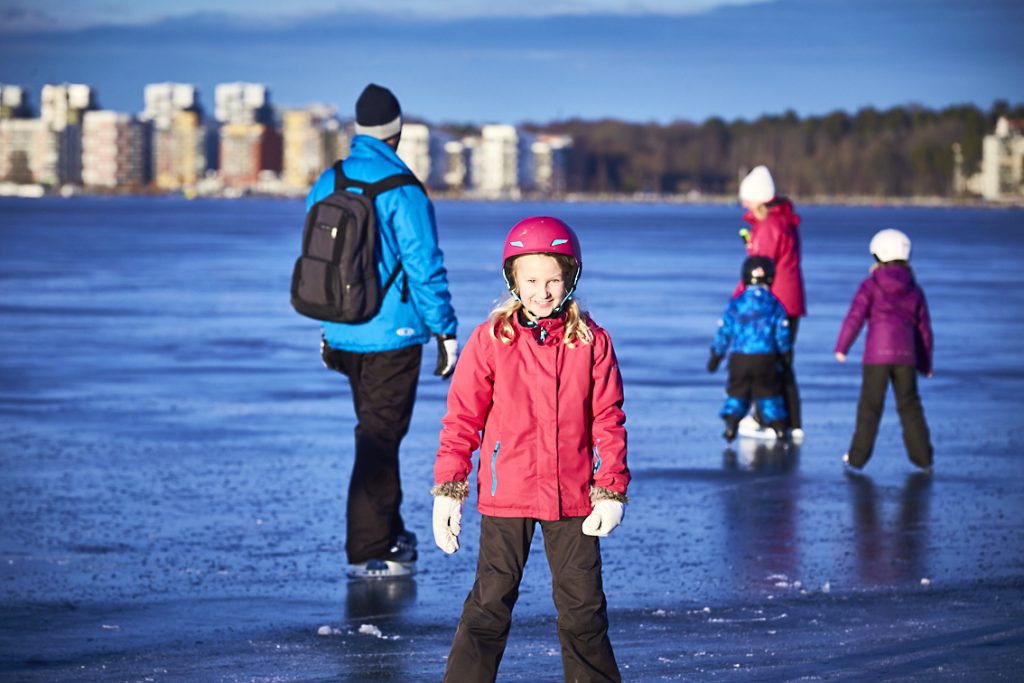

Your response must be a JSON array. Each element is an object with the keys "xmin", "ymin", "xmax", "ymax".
[{"xmin": 739, "ymin": 165, "xmax": 776, "ymax": 204}]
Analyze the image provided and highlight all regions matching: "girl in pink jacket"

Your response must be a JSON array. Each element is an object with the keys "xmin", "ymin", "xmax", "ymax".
[
  {"xmin": 735, "ymin": 165, "xmax": 807, "ymax": 438},
  {"xmin": 432, "ymin": 216, "xmax": 629, "ymax": 683}
]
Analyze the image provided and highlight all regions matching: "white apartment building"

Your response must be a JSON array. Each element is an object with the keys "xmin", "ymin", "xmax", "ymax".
[
  {"xmin": 81, "ymin": 111, "xmax": 148, "ymax": 188},
  {"xmin": 1, "ymin": 85, "xmax": 32, "ymax": 119},
  {"xmin": 215, "ymin": 83, "xmax": 272, "ymax": 125},
  {"xmin": 442, "ymin": 139, "xmax": 472, "ymax": 191},
  {"xmin": 474, "ymin": 124, "xmax": 520, "ymax": 196},
  {"xmin": 41, "ymin": 83, "xmax": 95, "ymax": 131},
  {"xmin": 397, "ymin": 123, "xmax": 452, "ymax": 189},
  {"xmin": 531, "ymin": 134, "xmax": 573, "ymax": 195},
  {"xmin": 37, "ymin": 83, "xmax": 96, "ymax": 185},
  {"xmin": 467, "ymin": 125, "xmax": 553, "ymax": 196},
  {"xmin": 143, "ymin": 83, "xmax": 199, "ymax": 129},
  {"xmin": 979, "ymin": 117, "xmax": 1024, "ymax": 201}
]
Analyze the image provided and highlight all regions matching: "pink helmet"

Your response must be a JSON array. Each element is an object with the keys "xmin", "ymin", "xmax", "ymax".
[{"xmin": 501, "ymin": 216, "xmax": 582, "ymax": 303}]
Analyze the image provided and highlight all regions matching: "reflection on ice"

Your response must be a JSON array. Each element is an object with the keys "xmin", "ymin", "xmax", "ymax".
[
  {"xmin": 724, "ymin": 440, "xmax": 800, "ymax": 474},
  {"xmin": 846, "ymin": 471, "xmax": 932, "ymax": 586}
]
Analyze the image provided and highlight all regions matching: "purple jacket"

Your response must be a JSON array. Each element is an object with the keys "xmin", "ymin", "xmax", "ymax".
[{"xmin": 835, "ymin": 264, "xmax": 933, "ymax": 374}]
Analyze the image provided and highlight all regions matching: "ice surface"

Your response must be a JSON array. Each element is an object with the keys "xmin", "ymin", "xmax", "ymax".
[{"xmin": 1, "ymin": 198, "xmax": 1023, "ymax": 680}]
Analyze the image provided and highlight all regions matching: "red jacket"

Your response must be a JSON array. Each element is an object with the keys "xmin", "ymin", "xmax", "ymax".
[
  {"xmin": 733, "ymin": 198, "xmax": 807, "ymax": 317},
  {"xmin": 434, "ymin": 313, "xmax": 629, "ymax": 520}
]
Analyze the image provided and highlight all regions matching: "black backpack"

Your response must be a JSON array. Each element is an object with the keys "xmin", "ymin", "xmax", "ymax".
[{"xmin": 290, "ymin": 161, "xmax": 423, "ymax": 323}]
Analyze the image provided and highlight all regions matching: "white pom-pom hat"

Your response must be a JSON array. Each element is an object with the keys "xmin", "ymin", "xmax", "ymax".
[{"xmin": 739, "ymin": 165, "xmax": 776, "ymax": 205}]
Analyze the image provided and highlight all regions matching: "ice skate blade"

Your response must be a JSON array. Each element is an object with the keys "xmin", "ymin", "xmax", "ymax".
[{"xmin": 347, "ymin": 559, "xmax": 417, "ymax": 580}]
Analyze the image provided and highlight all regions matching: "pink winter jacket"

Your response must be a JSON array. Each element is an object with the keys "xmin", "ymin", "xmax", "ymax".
[
  {"xmin": 733, "ymin": 198, "xmax": 807, "ymax": 317},
  {"xmin": 434, "ymin": 313, "xmax": 629, "ymax": 520}
]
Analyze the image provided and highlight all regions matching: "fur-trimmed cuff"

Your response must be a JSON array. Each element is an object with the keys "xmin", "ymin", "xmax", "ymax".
[
  {"xmin": 431, "ymin": 481, "xmax": 469, "ymax": 502},
  {"xmin": 590, "ymin": 486, "xmax": 628, "ymax": 505}
]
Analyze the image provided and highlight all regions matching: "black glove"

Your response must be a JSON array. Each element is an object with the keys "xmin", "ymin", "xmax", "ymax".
[
  {"xmin": 707, "ymin": 353, "xmax": 723, "ymax": 373},
  {"xmin": 434, "ymin": 334, "xmax": 458, "ymax": 379}
]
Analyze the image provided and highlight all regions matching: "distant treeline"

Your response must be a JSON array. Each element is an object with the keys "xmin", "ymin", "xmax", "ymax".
[{"xmin": 536, "ymin": 101, "xmax": 1024, "ymax": 197}]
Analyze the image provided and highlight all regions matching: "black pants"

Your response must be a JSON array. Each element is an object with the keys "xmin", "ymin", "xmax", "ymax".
[
  {"xmin": 783, "ymin": 316, "xmax": 802, "ymax": 429},
  {"xmin": 725, "ymin": 352, "xmax": 787, "ymax": 426},
  {"xmin": 751, "ymin": 317, "xmax": 801, "ymax": 429},
  {"xmin": 326, "ymin": 344, "xmax": 421, "ymax": 564},
  {"xmin": 847, "ymin": 364, "xmax": 932, "ymax": 469},
  {"xmin": 444, "ymin": 516, "xmax": 620, "ymax": 683}
]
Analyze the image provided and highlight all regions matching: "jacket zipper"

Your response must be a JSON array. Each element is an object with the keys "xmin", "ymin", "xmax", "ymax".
[{"xmin": 490, "ymin": 441, "xmax": 500, "ymax": 496}]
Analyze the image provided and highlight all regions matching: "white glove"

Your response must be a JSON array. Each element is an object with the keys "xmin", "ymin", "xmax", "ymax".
[
  {"xmin": 434, "ymin": 335, "xmax": 458, "ymax": 379},
  {"xmin": 432, "ymin": 495, "xmax": 463, "ymax": 554},
  {"xmin": 582, "ymin": 500, "xmax": 624, "ymax": 537}
]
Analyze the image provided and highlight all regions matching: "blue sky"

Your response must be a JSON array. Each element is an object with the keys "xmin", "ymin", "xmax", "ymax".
[{"xmin": 0, "ymin": 0, "xmax": 1020, "ymax": 124}]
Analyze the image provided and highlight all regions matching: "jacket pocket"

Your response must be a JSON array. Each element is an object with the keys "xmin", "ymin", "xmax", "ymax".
[{"xmin": 490, "ymin": 441, "xmax": 501, "ymax": 496}]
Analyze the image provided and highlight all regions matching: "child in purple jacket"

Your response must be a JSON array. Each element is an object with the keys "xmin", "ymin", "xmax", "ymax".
[{"xmin": 835, "ymin": 229, "xmax": 933, "ymax": 471}]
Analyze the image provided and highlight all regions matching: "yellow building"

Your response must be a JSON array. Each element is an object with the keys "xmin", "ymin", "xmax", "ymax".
[
  {"xmin": 154, "ymin": 111, "xmax": 205, "ymax": 190},
  {"xmin": 282, "ymin": 108, "xmax": 345, "ymax": 190}
]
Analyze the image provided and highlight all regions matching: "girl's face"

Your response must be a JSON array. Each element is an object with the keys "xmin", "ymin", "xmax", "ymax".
[{"xmin": 513, "ymin": 254, "xmax": 567, "ymax": 318}]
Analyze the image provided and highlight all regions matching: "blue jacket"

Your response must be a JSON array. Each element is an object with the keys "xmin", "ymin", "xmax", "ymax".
[
  {"xmin": 306, "ymin": 135, "xmax": 457, "ymax": 352},
  {"xmin": 712, "ymin": 285, "xmax": 792, "ymax": 356}
]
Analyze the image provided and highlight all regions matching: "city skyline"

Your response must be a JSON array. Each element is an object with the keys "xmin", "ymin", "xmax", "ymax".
[{"xmin": 0, "ymin": 0, "xmax": 1020, "ymax": 125}]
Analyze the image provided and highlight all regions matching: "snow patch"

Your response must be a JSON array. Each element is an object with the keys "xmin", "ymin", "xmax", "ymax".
[{"xmin": 359, "ymin": 623, "xmax": 401, "ymax": 640}]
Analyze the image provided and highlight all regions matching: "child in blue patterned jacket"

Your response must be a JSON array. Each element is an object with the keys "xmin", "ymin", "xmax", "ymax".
[{"xmin": 707, "ymin": 256, "xmax": 793, "ymax": 442}]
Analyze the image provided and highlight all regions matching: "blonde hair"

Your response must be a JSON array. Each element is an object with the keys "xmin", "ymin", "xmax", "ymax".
[{"xmin": 489, "ymin": 253, "xmax": 593, "ymax": 347}]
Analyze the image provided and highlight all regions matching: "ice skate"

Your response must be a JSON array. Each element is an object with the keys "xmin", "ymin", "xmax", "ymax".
[
  {"xmin": 722, "ymin": 417, "xmax": 740, "ymax": 443},
  {"xmin": 347, "ymin": 532, "xmax": 418, "ymax": 579},
  {"xmin": 737, "ymin": 414, "xmax": 777, "ymax": 440},
  {"xmin": 842, "ymin": 452, "xmax": 864, "ymax": 474}
]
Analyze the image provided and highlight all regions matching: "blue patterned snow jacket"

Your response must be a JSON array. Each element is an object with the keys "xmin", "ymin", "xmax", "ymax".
[
  {"xmin": 306, "ymin": 135, "xmax": 457, "ymax": 352},
  {"xmin": 712, "ymin": 285, "xmax": 792, "ymax": 357}
]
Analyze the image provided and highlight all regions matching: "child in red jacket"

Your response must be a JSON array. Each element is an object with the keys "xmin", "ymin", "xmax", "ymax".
[{"xmin": 432, "ymin": 216, "xmax": 629, "ymax": 683}]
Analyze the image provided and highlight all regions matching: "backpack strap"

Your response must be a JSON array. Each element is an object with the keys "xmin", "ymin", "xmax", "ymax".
[
  {"xmin": 332, "ymin": 161, "xmax": 424, "ymax": 198},
  {"xmin": 365, "ymin": 173, "xmax": 424, "ymax": 199}
]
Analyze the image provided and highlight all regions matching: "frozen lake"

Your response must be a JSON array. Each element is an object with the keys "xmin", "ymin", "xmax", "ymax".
[{"xmin": 1, "ymin": 197, "xmax": 1023, "ymax": 680}]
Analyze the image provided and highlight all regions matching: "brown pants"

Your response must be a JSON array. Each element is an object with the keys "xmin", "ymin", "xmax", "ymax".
[{"xmin": 444, "ymin": 515, "xmax": 620, "ymax": 683}]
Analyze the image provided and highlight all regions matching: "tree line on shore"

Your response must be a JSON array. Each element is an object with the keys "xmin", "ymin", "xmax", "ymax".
[{"xmin": 529, "ymin": 101, "xmax": 1023, "ymax": 197}]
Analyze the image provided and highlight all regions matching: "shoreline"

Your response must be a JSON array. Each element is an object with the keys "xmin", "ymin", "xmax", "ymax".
[{"xmin": 1, "ymin": 184, "xmax": 1021, "ymax": 209}]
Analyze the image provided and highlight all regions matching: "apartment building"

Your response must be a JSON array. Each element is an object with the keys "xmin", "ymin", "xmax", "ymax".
[
  {"xmin": 219, "ymin": 123, "xmax": 282, "ymax": 188},
  {"xmin": 281, "ymin": 107, "xmax": 345, "ymax": 190},
  {"xmin": 397, "ymin": 123, "xmax": 452, "ymax": 189},
  {"xmin": 81, "ymin": 111, "xmax": 148, "ymax": 188}
]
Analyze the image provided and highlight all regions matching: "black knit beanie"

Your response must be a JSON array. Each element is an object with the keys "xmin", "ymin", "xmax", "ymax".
[{"xmin": 354, "ymin": 84, "xmax": 402, "ymax": 139}]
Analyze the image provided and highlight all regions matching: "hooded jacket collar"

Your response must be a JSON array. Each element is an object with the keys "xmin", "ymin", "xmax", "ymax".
[
  {"xmin": 872, "ymin": 262, "xmax": 915, "ymax": 294},
  {"xmin": 515, "ymin": 308, "xmax": 567, "ymax": 345},
  {"xmin": 743, "ymin": 196, "xmax": 800, "ymax": 229},
  {"xmin": 350, "ymin": 134, "xmax": 406, "ymax": 166}
]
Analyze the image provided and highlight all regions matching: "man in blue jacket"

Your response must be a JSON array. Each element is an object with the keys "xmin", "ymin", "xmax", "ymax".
[{"xmin": 307, "ymin": 83, "xmax": 458, "ymax": 579}]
